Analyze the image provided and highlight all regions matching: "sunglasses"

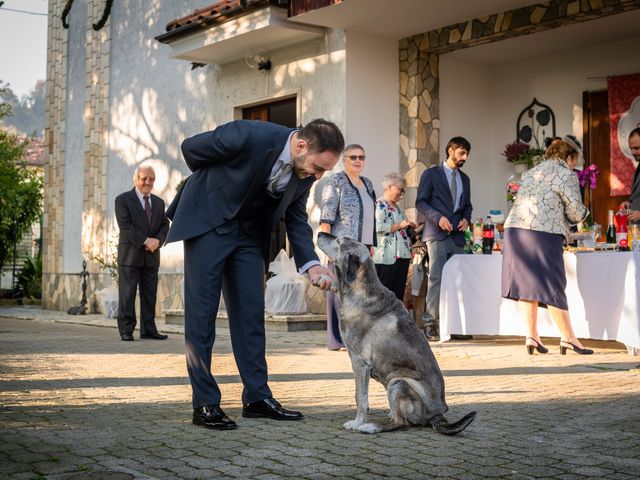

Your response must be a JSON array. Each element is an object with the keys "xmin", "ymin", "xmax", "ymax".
[{"xmin": 346, "ymin": 155, "xmax": 366, "ymax": 161}]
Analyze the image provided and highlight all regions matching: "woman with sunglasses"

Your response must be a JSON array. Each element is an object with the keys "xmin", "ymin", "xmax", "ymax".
[
  {"xmin": 320, "ymin": 144, "xmax": 376, "ymax": 350},
  {"xmin": 372, "ymin": 172, "xmax": 415, "ymax": 301}
]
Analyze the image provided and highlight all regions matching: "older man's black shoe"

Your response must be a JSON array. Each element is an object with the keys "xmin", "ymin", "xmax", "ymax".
[
  {"xmin": 140, "ymin": 332, "xmax": 168, "ymax": 340},
  {"xmin": 120, "ymin": 333, "xmax": 134, "ymax": 341},
  {"xmin": 242, "ymin": 397, "xmax": 303, "ymax": 420},
  {"xmin": 193, "ymin": 405, "xmax": 237, "ymax": 430}
]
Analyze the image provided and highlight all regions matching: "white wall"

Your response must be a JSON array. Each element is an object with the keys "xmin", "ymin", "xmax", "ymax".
[
  {"xmin": 439, "ymin": 58, "xmax": 494, "ymax": 222},
  {"xmin": 344, "ymin": 30, "xmax": 400, "ymax": 195},
  {"xmin": 441, "ymin": 35, "xmax": 640, "ymax": 223}
]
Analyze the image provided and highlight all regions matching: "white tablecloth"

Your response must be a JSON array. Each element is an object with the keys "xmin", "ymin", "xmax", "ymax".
[{"xmin": 439, "ymin": 252, "xmax": 640, "ymax": 352}]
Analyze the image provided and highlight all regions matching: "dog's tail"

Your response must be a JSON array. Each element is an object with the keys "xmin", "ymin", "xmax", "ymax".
[{"xmin": 429, "ymin": 411, "xmax": 476, "ymax": 436}]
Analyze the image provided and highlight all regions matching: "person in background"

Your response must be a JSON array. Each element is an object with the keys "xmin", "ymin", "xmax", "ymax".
[
  {"xmin": 115, "ymin": 164, "xmax": 170, "ymax": 342},
  {"xmin": 502, "ymin": 135, "xmax": 593, "ymax": 355},
  {"xmin": 373, "ymin": 172, "xmax": 415, "ymax": 300},
  {"xmin": 415, "ymin": 136, "xmax": 473, "ymax": 341},
  {"xmin": 320, "ymin": 144, "xmax": 376, "ymax": 350},
  {"xmin": 619, "ymin": 127, "xmax": 640, "ymax": 224}
]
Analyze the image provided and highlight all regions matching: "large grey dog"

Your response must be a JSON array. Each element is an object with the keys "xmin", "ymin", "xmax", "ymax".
[{"xmin": 317, "ymin": 232, "xmax": 476, "ymax": 435}]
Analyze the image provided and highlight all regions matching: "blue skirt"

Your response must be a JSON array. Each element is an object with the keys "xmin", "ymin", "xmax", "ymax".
[{"xmin": 501, "ymin": 227, "xmax": 568, "ymax": 310}]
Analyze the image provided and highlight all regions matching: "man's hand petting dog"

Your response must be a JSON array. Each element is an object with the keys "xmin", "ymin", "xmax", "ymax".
[{"xmin": 307, "ymin": 265, "xmax": 335, "ymax": 291}]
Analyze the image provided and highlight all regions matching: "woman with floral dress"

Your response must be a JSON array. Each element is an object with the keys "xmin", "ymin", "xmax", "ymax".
[
  {"xmin": 502, "ymin": 135, "xmax": 593, "ymax": 355},
  {"xmin": 373, "ymin": 172, "xmax": 415, "ymax": 301}
]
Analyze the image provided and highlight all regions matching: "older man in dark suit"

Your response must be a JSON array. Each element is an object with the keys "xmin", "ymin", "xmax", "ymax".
[
  {"xmin": 115, "ymin": 164, "xmax": 170, "ymax": 341},
  {"xmin": 416, "ymin": 137, "xmax": 473, "ymax": 341},
  {"xmin": 166, "ymin": 119, "xmax": 344, "ymax": 430}
]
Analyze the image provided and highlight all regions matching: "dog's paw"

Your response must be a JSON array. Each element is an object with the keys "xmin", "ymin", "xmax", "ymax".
[
  {"xmin": 358, "ymin": 423, "xmax": 383, "ymax": 434},
  {"xmin": 343, "ymin": 419, "xmax": 363, "ymax": 430}
]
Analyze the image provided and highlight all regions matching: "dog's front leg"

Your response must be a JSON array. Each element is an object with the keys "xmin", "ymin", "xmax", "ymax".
[{"xmin": 344, "ymin": 358, "xmax": 371, "ymax": 431}]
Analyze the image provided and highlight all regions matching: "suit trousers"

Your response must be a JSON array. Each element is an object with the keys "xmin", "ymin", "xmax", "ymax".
[
  {"xmin": 117, "ymin": 264, "xmax": 159, "ymax": 336},
  {"xmin": 423, "ymin": 236, "xmax": 464, "ymax": 328},
  {"xmin": 184, "ymin": 221, "xmax": 272, "ymax": 409}
]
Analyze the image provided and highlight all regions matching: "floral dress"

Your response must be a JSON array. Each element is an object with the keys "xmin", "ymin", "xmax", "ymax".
[{"xmin": 372, "ymin": 199, "xmax": 412, "ymax": 265}]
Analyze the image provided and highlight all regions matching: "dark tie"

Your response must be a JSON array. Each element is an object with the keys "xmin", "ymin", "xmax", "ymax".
[
  {"xmin": 450, "ymin": 170, "xmax": 457, "ymax": 209},
  {"xmin": 268, "ymin": 161, "xmax": 293, "ymax": 194},
  {"xmin": 143, "ymin": 196, "xmax": 152, "ymax": 224}
]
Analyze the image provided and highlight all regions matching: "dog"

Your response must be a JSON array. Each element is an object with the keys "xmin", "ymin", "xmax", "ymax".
[{"xmin": 317, "ymin": 232, "xmax": 476, "ymax": 435}]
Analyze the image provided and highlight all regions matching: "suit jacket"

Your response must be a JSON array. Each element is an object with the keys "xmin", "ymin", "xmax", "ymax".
[
  {"xmin": 166, "ymin": 120, "xmax": 318, "ymax": 269},
  {"xmin": 115, "ymin": 189, "xmax": 170, "ymax": 267},
  {"xmin": 415, "ymin": 164, "xmax": 472, "ymax": 246},
  {"xmin": 630, "ymin": 163, "xmax": 640, "ymax": 213}
]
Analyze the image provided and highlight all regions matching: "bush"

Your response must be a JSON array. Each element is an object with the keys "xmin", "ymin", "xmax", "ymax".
[{"xmin": 15, "ymin": 255, "xmax": 42, "ymax": 299}]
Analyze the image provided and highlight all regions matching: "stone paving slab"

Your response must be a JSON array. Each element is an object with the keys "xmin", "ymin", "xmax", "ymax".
[{"xmin": 0, "ymin": 308, "xmax": 639, "ymax": 479}]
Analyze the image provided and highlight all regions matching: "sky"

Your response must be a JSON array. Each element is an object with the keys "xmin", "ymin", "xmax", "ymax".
[{"xmin": 0, "ymin": 0, "xmax": 48, "ymax": 98}]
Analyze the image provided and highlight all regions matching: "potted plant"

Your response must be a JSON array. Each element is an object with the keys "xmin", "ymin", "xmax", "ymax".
[{"xmin": 502, "ymin": 140, "xmax": 544, "ymax": 173}]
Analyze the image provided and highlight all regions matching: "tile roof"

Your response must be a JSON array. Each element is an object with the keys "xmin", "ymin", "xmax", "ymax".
[{"xmin": 159, "ymin": 0, "xmax": 285, "ymax": 42}]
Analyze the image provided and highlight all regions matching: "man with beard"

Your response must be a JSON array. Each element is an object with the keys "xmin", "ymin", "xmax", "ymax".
[
  {"xmin": 620, "ymin": 127, "xmax": 640, "ymax": 224},
  {"xmin": 416, "ymin": 137, "xmax": 473, "ymax": 341},
  {"xmin": 166, "ymin": 119, "xmax": 343, "ymax": 430}
]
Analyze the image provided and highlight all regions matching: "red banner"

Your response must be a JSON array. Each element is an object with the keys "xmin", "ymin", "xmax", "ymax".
[{"xmin": 608, "ymin": 73, "xmax": 640, "ymax": 196}]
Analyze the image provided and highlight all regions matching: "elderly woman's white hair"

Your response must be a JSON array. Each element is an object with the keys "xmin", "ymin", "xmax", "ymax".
[
  {"xmin": 382, "ymin": 172, "xmax": 406, "ymax": 190},
  {"xmin": 132, "ymin": 164, "xmax": 156, "ymax": 184}
]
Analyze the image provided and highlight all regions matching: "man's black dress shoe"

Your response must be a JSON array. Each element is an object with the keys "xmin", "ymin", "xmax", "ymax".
[
  {"xmin": 120, "ymin": 333, "xmax": 134, "ymax": 341},
  {"xmin": 242, "ymin": 397, "xmax": 303, "ymax": 421},
  {"xmin": 450, "ymin": 334, "xmax": 473, "ymax": 340},
  {"xmin": 193, "ymin": 405, "xmax": 237, "ymax": 430},
  {"xmin": 140, "ymin": 332, "xmax": 168, "ymax": 340}
]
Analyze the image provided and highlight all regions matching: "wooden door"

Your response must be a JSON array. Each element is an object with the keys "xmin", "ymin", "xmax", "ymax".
[
  {"xmin": 243, "ymin": 107, "xmax": 268, "ymax": 122},
  {"xmin": 583, "ymin": 90, "xmax": 626, "ymax": 229}
]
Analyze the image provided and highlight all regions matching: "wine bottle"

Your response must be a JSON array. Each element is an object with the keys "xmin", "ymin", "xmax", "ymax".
[{"xmin": 605, "ymin": 209, "xmax": 616, "ymax": 245}]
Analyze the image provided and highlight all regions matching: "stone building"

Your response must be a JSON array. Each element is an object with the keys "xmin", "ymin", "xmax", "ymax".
[{"xmin": 43, "ymin": 0, "xmax": 640, "ymax": 313}]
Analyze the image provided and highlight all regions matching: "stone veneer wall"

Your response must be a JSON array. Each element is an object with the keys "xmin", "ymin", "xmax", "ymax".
[
  {"xmin": 43, "ymin": 0, "xmax": 69, "ymax": 309},
  {"xmin": 43, "ymin": 0, "xmax": 113, "ymax": 311},
  {"xmin": 399, "ymin": 0, "xmax": 640, "ymax": 221}
]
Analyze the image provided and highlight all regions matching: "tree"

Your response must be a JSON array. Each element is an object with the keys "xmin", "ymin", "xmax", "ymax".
[
  {"xmin": 0, "ymin": 81, "xmax": 44, "ymax": 275},
  {"xmin": 0, "ymin": 80, "xmax": 45, "ymax": 137}
]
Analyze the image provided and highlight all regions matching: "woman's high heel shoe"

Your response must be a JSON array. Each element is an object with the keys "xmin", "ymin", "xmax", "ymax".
[
  {"xmin": 560, "ymin": 340, "xmax": 593, "ymax": 355},
  {"xmin": 526, "ymin": 337, "xmax": 548, "ymax": 355}
]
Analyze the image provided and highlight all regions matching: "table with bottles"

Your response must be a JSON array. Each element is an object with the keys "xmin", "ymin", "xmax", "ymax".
[{"xmin": 439, "ymin": 251, "xmax": 640, "ymax": 354}]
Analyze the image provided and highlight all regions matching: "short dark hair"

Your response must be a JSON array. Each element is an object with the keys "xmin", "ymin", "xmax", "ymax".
[
  {"xmin": 298, "ymin": 119, "xmax": 345, "ymax": 154},
  {"xmin": 446, "ymin": 136, "xmax": 471, "ymax": 155},
  {"xmin": 630, "ymin": 127, "xmax": 640, "ymax": 139}
]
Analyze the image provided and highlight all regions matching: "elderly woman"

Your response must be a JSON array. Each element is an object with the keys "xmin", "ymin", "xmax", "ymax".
[
  {"xmin": 320, "ymin": 144, "xmax": 376, "ymax": 350},
  {"xmin": 502, "ymin": 135, "xmax": 593, "ymax": 355},
  {"xmin": 373, "ymin": 172, "xmax": 415, "ymax": 300}
]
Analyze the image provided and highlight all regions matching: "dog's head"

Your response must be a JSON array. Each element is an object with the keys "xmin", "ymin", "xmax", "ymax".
[{"xmin": 317, "ymin": 233, "xmax": 372, "ymax": 289}]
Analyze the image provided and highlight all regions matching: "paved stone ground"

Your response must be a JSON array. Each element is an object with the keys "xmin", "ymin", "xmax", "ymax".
[{"xmin": 0, "ymin": 307, "xmax": 639, "ymax": 479}]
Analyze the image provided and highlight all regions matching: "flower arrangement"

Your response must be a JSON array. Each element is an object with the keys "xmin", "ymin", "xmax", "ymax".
[
  {"xmin": 501, "ymin": 140, "xmax": 544, "ymax": 167},
  {"xmin": 506, "ymin": 177, "xmax": 521, "ymax": 202}
]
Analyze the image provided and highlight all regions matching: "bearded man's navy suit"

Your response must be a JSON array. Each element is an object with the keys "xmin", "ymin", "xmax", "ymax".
[{"xmin": 166, "ymin": 120, "xmax": 318, "ymax": 409}]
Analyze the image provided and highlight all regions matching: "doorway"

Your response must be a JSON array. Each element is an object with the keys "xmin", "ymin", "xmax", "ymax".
[
  {"xmin": 242, "ymin": 97, "xmax": 297, "ymax": 128},
  {"xmin": 583, "ymin": 90, "xmax": 626, "ymax": 229}
]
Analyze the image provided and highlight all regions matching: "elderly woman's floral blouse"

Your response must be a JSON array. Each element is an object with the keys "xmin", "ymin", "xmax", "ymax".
[
  {"xmin": 504, "ymin": 158, "xmax": 588, "ymax": 238},
  {"xmin": 372, "ymin": 199, "xmax": 412, "ymax": 265}
]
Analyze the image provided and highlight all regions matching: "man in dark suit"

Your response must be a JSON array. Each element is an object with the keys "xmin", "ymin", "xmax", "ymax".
[
  {"xmin": 416, "ymin": 137, "xmax": 473, "ymax": 340},
  {"xmin": 620, "ymin": 127, "xmax": 640, "ymax": 224},
  {"xmin": 115, "ymin": 165, "xmax": 170, "ymax": 341},
  {"xmin": 166, "ymin": 119, "xmax": 344, "ymax": 430}
]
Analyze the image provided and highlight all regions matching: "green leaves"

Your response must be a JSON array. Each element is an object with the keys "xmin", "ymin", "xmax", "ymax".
[{"xmin": 0, "ymin": 129, "xmax": 43, "ymax": 271}]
